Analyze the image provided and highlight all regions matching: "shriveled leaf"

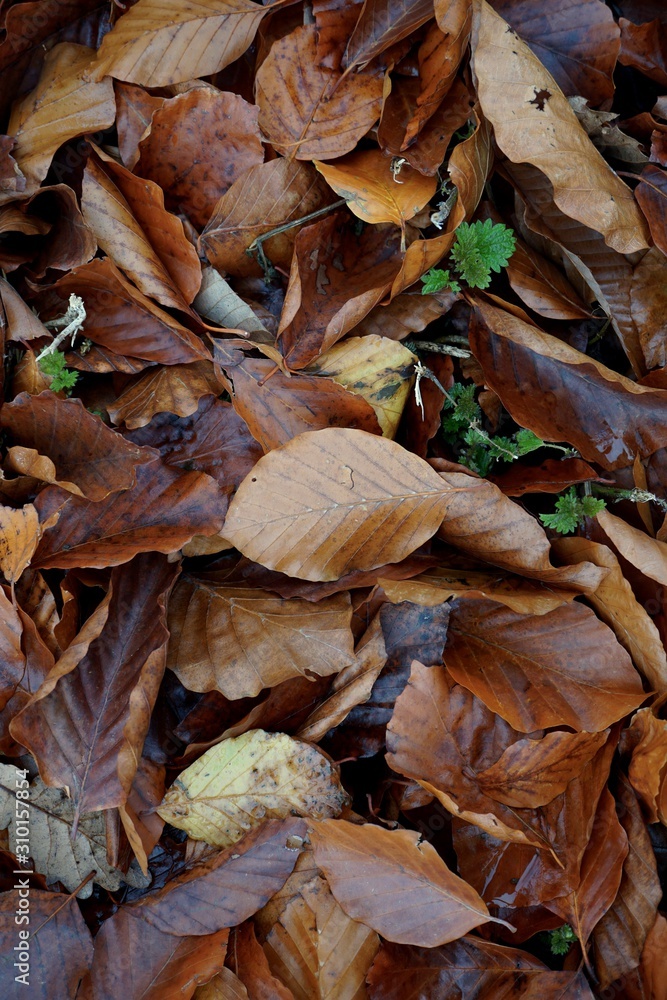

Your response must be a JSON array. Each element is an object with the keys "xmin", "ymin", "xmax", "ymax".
[
  {"xmin": 195, "ymin": 268, "xmax": 269, "ymax": 337},
  {"xmin": 158, "ymin": 730, "xmax": 348, "ymax": 847},
  {"xmin": 166, "ymin": 576, "xmax": 355, "ymax": 697},
  {"xmin": 0, "ymin": 889, "xmax": 93, "ymax": 997},
  {"xmin": 107, "ymin": 360, "xmax": 225, "ymax": 429},
  {"xmin": 471, "ymin": 0, "xmax": 648, "ymax": 253},
  {"xmin": 310, "ymin": 818, "xmax": 510, "ymax": 946},
  {"xmin": 201, "ymin": 158, "xmax": 335, "ymax": 278},
  {"xmin": 8, "ymin": 43, "xmax": 115, "ymax": 188},
  {"xmin": 221, "ymin": 428, "xmax": 458, "ymax": 582},
  {"xmin": 0, "ymin": 502, "xmax": 55, "ymax": 584},
  {"xmin": 80, "ymin": 155, "xmax": 193, "ymax": 312},
  {"xmin": 546, "ymin": 786, "xmax": 628, "ymax": 950},
  {"xmin": 296, "ymin": 614, "xmax": 387, "ymax": 743},
  {"xmin": 553, "ymin": 536, "xmax": 667, "ymax": 694},
  {"xmin": 469, "ymin": 295, "xmax": 667, "ymax": 469},
  {"xmin": 256, "ymin": 25, "xmax": 383, "ymax": 161},
  {"xmin": 592, "ymin": 776, "xmax": 662, "ymax": 990},
  {"xmin": 627, "ymin": 708, "xmax": 667, "ymax": 825},
  {"xmin": 444, "ymin": 598, "xmax": 645, "ymax": 732},
  {"xmin": 314, "ymin": 150, "xmax": 437, "ymax": 235},
  {"xmin": 306, "ymin": 335, "xmax": 416, "ymax": 439},
  {"xmin": 10, "ymin": 555, "xmax": 178, "ymax": 829},
  {"xmin": 92, "ymin": 0, "xmax": 268, "ymax": 87},
  {"xmin": 33, "ymin": 458, "xmax": 227, "ymax": 569},
  {"xmin": 263, "ymin": 875, "xmax": 379, "ymax": 1000},
  {"xmin": 0, "ymin": 765, "xmax": 150, "ymax": 899},
  {"xmin": 136, "ymin": 88, "xmax": 264, "ymax": 230},
  {"xmin": 1, "ymin": 391, "xmax": 152, "ymax": 501},
  {"xmin": 379, "ymin": 566, "xmax": 573, "ymax": 615}
]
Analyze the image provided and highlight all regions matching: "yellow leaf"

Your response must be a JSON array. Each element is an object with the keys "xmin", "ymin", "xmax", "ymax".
[
  {"xmin": 158, "ymin": 730, "xmax": 349, "ymax": 847},
  {"xmin": 307, "ymin": 335, "xmax": 416, "ymax": 438},
  {"xmin": 314, "ymin": 149, "xmax": 437, "ymax": 242}
]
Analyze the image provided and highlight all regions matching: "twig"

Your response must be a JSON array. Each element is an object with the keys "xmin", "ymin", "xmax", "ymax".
[{"xmin": 36, "ymin": 294, "xmax": 86, "ymax": 361}]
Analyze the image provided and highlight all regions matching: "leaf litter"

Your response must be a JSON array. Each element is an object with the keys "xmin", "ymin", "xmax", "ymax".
[{"xmin": 0, "ymin": 0, "xmax": 666, "ymax": 996}]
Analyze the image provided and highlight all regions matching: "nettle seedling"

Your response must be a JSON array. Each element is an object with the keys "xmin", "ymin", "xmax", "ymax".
[
  {"xmin": 36, "ymin": 294, "xmax": 86, "ymax": 396},
  {"xmin": 539, "ymin": 487, "xmax": 606, "ymax": 535},
  {"xmin": 421, "ymin": 219, "xmax": 517, "ymax": 294},
  {"xmin": 441, "ymin": 382, "xmax": 572, "ymax": 478}
]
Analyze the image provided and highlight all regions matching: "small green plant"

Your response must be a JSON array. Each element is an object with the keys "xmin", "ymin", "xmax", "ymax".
[
  {"xmin": 421, "ymin": 219, "xmax": 517, "ymax": 294},
  {"xmin": 547, "ymin": 924, "xmax": 577, "ymax": 956},
  {"xmin": 441, "ymin": 382, "xmax": 558, "ymax": 477},
  {"xmin": 38, "ymin": 350, "xmax": 79, "ymax": 395},
  {"xmin": 539, "ymin": 487, "xmax": 606, "ymax": 535}
]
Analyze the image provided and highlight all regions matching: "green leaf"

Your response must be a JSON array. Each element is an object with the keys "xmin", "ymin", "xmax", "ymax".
[
  {"xmin": 38, "ymin": 350, "xmax": 79, "ymax": 395},
  {"xmin": 421, "ymin": 268, "xmax": 461, "ymax": 295},
  {"xmin": 515, "ymin": 428, "xmax": 546, "ymax": 455},
  {"xmin": 539, "ymin": 488, "xmax": 606, "ymax": 535},
  {"xmin": 548, "ymin": 925, "xmax": 577, "ymax": 956},
  {"xmin": 450, "ymin": 219, "xmax": 516, "ymax": 289}
]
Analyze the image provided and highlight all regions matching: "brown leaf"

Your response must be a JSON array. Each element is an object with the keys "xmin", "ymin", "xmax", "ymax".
[
  {"xmin": 201, "ymin": 158, "xmax": 335, "ymax": 278},
  {"xmin": 475, "ymin": 730, "xmax": 608, "ymax": 809},
  {"xmin": 46, "ymin": 258, "xmax": 211, "ymax": 364},
  {"xmin": 471, "ymin": 0, "xmax": 648, "ymax": 253},
  {"xmin": 7, "ymin": 42, "xmax": 115, "ymax": 189},
  {"xmin": 107, "ymin": 360, "xmax": 225, "ymax": 429},
  {"xmin": 277, "ymin": 213, "xmax": 402, "ymax": 370},
  {"xmin": 1, "ymin": 391, "xmax": 152, "ymax": 501},
  {"xmin": 221, "ymin": 428, "xmax": 458, "ymax": 582},
  {"xmin": 314, "ymin": 150, "xmax": 438, "ymax": 237},
  {"xmin": 296, "ymin": 613, "xmax": 387, "ymax": 743},
  {"xmin": 256, "ymin": 25, "xmax": 383, "ymax": 160},
  {"xmin": 627, "ymin": 708, "xmax": 667, "ymax": 825},
  {"xmin": 84, "ymin": 150, "xmax": 202, "ymax": 305},
  {"xmin": 228, "ymin": 922, "xmax": 294, "ymax": 1000},
  {"xmin": 263, "ymin": 874, "xmax": 378, "ymax": 1000},
  {"xmin": 379, "ymin": 566, "xmax": 573, "ymax": 615},
  {"xmin": 92, "ymin": 0, "xmax": 268, "ymax": 87},
  {"xmin": 10, "ymin": 554, "xmax": 178, "ymax": 829},
  {"xmin": 0, "ymin": 502, "xmax": 55, "ymax": 585},
  {"xmin": 619, "ymin": 16, "xmax": 667, "ymax": 87},
  {"xmin": 444, "ymin": 597, "xmax": 645, "ymax": 732},
  {"xmin": 469, "ymin": 295, "xmax": 667, "ymax": 469},
  {"xmin": 504, "ymin": 229, "xmax": 593, "ymax": 321},
  {"xmin": 166, "ymin": 575, "xmax": 355, "ymax": 697},
  {"xmin": 546, "ymin": 786, "xmax": 629, "ymax": 950},
  {"xmin": 214, "ymin": 348, "xmax": 382, "ymax": 451},
  {"xmin": 343, "ymin": 0, "xmax": 435, "ymax": 72},
  {"xmin": 0, "ymin": 277, "xmax": 51, "ymax": 342},
  {"xmin": 124, "ymin": 396, "xmax": 263, "ymax": 489},
  {"xmin": 309, "ymin": 818, "xmax": 510, "ymax": 946},
  {"xmin": 0, "ymin": 889, "xmax": 93, "ymax": 996},
  {"xmin": 490, "ymin": 0, "xmax": 620, "ymax": 105},
  {"xmin": 136, "ymin": 88, "xmax": 264, "ymax": 231},
  {"xmin": 592, "ymin": 775, "xmax": 662, "ymax": 990},
  {"xmin": 114, "ymin": 80, "xmax": 165, "ymax": 169},
  {"xmin": 33, "ymin": 458, "xmax": 227, "ymax": 569},
  {"xmin": 553, "ymin": 535, "xmax": 667, "ymax": 694},
  {"xmin": 597, "ymin": 507, "xmax": 667, "ymax": 586},
  {"xmin": 366, "ymin": 938, "xmax": 595, "ymax": 999}
]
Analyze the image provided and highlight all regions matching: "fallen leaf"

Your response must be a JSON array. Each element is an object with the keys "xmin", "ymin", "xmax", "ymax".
[
  {"xmin": 8, "ymin": 43, "xmax": 115, "ymax": 189},
  {"xmin": 627, "ymin": 708, "xmax": 667, "ymax": 825},
  {"xmin": 92, "ymin": 0, "xmax": 268, "ymax": 87},
  {"xmin": 136, "ymin": 88, "xmax": 264, "ymax": 230},
  {"xmin": 444, "ymin": 597, "xmax": 645, "ymax": 732},
  {"xmin": 309, "ymin": 818, "xmax": 511, "ymax": 946},
  {"xmin": 221, "ymin": 428, "xmax": 459, "ymax": 581},
  {"xmin": 315, "ymin": 150, "xmax": 437, "ymax": 242},
  {"xmin": 0, "ymin": 502, "xmax": 52, "ymax": 585},
  {"xmin": 107, "ymin": 360, "xmax": 225, "ymax": 430},
  {"xmin": 227, "ymin": 922, "xmax": 294, "ymax": 1000},
  {"xmin": 158, "ymin": 730, "xmax": 348, "ymax": 847},
  {"xmin": 263, "ymin": 875, "xmax": 379, "ymax": 1000},
  {"xmin": 1, "ymin": 391, "xmax": 152, "ymax": 501},
  {"xmin": 255, "ymin": 25, "xmax": 383, "ymax": 160},
  {"xmin": 166, "ymin": 576, "xmax": 355, "ymax": 697},
  {"xmin": 471, "ymin": 0, "xmax": 649, "ymax": 253},
  {"xmin": 343, "ymin": 0, "xmax": 435, "ymax": 72}
]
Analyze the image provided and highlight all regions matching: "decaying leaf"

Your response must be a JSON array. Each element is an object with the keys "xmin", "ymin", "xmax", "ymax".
[{"xmin": 158, "ymin": 730, "xmax": 349, "ymax": 847}]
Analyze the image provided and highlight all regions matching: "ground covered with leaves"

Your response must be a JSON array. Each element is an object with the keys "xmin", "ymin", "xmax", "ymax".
[{"xmin": 1, "ymin": 0, "xmax": 667, "ymax": 996}]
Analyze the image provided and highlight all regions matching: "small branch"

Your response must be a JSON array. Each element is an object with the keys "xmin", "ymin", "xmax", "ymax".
[
  {"xmin": 247, "ymin": 199, "xmax": 347, "ymax": 281},
  {"xmin": 36, "ymin": 294, "xmax": 86, "ymax": 361}
]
